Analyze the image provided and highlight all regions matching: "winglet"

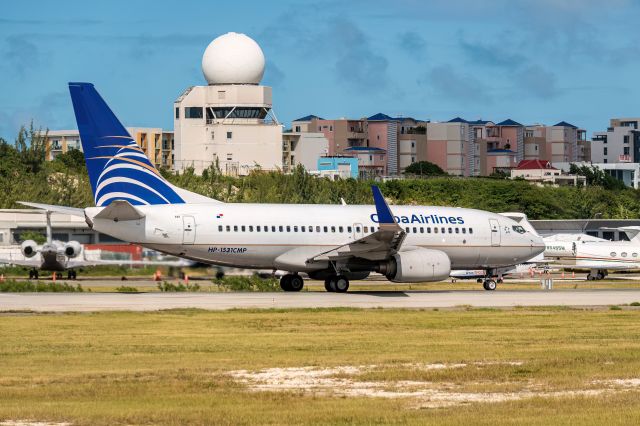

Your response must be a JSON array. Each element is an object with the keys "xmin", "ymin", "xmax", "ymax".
[{"xmin": 371, "ymin": 185, "xmax": 396, "ymax": 224}]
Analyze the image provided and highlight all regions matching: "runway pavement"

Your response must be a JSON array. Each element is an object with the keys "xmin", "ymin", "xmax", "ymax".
[{"xmin": 2, "ymin": 289, "xmax": 640, "ymax": 312}]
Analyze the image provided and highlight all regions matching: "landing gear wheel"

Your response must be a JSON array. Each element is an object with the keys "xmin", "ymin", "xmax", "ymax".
[
  {"xmin": 587, "ymin": 274, "xmax": 595, "ymax": 281},
  {"xmin": 476, "ymin": 278, "xmax": 483, "ymax": 284},
  {"xmin": 280, "ymin": 274, "xmax": 293, "ymax": 291},
  {"xmin": 334, "ymin": 275, "xmax": 349, "ymax": 293},
  {"xmin": 483, "ymin": 279, "xmax": 497, "ymax": 291},
  {"xmin": 596, "ymin": 271, "xmax": 605, "ymax": 280},
  {"xmin": 28, "ymin": 270, "xmax": 34, "ymax": 280},
  {"xmin": 56, "ymin": 272, "xmax": 63, "ymax": 280},
  {"xmin": 324, "ymin": 278, "xmax": 334, "ymax": 292},
  {"xmin": 67, "ymin": 270, "xmax": 77, "ymax": 280},
  {"xmin": 289, "ymin": 275, "xmax": 304, "ymax": 292}
]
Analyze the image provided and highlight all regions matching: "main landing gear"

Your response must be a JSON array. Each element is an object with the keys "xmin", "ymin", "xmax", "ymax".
[
  {"xmin": 482, "ymin": 269, "xmax": 497, "ymax": 291},
  {"xmin": 67, "ymin": 270, "xmax": 77, "ymax": 280},
  {"xmin": 280, "ymin": 273, "xmax": 304, "ymax": 292},
  {"xmin": 28, "ymin": 269, "xmax": 39, "ymax": 280},
  {"xmin": 587, "ymin": 269, "xmax": 608, "ymax": 281},
  {"xmin": 324, "ymin": 275, "xmax": 349, "ymax": 293}
]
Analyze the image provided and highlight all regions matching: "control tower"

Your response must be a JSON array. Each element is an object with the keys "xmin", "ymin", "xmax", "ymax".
[{"xmin": 173, "ymin": 32, "xmax": 282, "ymax": 175}]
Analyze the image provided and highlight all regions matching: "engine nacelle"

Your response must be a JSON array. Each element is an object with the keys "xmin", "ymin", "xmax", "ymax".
[
  {"xmin": 21, "ymin": 240, "xmax": 38, "ymax": 258},
  {"xmin": 377, "ymin": 248, "xmax": 451, "ymax": 283},
  {"xmin": 64, "ymin": 241, "xmax": 82, "ymax": 258}
]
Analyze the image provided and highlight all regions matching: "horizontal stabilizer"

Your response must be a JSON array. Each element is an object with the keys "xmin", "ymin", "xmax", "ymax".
[
  {"xmin": 17, "ymin": 202, "xmax": 85, "ymax": 218},
  {"xmin": 94, "ymin": 200, "xmax": 145, "ymax": 221}
]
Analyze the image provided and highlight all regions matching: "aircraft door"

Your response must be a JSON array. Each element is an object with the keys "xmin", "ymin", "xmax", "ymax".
[
  {"xmin": 353, "ymin": 223, "xmax": 365, "ymax": 240},
  {"xmin": 183, "ymin": 216, "xmax": 196, "ymax": 245},
  {"xmin": 489, "ymin": 219, "xmax": 501, "ymax": 246}
]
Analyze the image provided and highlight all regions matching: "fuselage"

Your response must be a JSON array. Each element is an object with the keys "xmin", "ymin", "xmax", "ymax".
[
  {"xmin": 86, "ymin": 203, "xmax": 545, "ymax": 271},
  {"xmin": 546, "ymin": 238, "xmax": 640, "ymax": 270}
]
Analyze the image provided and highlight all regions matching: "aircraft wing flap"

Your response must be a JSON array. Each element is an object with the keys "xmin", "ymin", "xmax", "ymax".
[
  {"xmin": 0, "ymin": 256, "xmax": 42, "ymax": 267},
  {"xmin": 17, "ymin": 202, "xmax": 85, "ymax": 218}
]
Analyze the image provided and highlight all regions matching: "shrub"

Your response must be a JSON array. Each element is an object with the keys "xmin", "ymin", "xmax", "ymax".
[
  {"xmin": 115, "ymin": 286, "xmax": 139, "ymax": 293},
  {"xmin": 214, "ymin": 275, "xmax": 281, "ymax": 292},
  {"xmin": 157, "ymin": 281, "xmax": 201, "ymax": 292},
  {"xmin": 610, "ymin": 305, "xmax": 622, "ymax": 311},
  {"xmin": 0, "ymin": 279, "xmax": 83, "ymax": 292},
  {"xmin": 630, "ymin": 302, "xmax": 640, "ymax": 307}
]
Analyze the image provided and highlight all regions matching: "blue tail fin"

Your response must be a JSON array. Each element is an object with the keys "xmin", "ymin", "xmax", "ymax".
[{"xmin": 68, "ymin": 82, "xmax": 184, "ymax": 206}]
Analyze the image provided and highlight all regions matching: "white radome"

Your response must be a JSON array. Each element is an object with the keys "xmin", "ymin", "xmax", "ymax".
[{"xmin": 201, "ymin": 32, "xmax": 265, "ymax": 85}]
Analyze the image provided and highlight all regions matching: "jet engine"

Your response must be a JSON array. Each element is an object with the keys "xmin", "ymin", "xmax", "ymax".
[
  {"xmin": 63, "ymin": 241, "xmax": 82, "ymax": 258},
  {"xmin": 377, "ymin": 248, "xmax": 451, "ymax": 282},
  {"xmin": 21, "ymin": 240, "xmax": 38, "ymax": 258}
]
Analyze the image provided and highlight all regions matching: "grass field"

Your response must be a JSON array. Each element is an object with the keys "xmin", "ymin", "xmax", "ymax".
[{"xmin": 1, "ymin": 308, "xmax": 640, "ymax": 425}]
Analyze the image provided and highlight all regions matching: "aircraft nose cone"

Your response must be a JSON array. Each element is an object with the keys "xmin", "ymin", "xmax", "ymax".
[{"xmin": 531, "ymin": 235, "xmax": 545, "ymax": 253}]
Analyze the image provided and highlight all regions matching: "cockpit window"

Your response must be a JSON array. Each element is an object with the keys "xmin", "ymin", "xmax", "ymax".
[{"xmin": 512, "ymin": 225, "xmax": 526, "ymax": 234}]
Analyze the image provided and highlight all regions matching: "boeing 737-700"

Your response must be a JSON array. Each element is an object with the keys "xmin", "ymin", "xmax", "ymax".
[{"xmin": 22, "ymin": 83, "xmax": 545, "ymax": 292}]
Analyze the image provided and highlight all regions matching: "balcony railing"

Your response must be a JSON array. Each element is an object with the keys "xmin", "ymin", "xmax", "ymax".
[{"xmin": 619, "ymin": 154, "xmax": 631, "ymax": 162}]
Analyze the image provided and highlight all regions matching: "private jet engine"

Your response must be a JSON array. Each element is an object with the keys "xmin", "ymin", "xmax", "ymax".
[
  {"xmin": 63, "ymin": 241, "xmax": 82, "ymax": 258},
  {"xmin": 377, "ymin": 248, "xmax": 451, "ymax": 282},
  {"xmin": 20, "ymin": 240, "xmax": 38, "ymax": 258}
]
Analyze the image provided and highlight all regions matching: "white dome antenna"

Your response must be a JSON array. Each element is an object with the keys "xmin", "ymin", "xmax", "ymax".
[{"xmin": 201, "ymin": 32, "xmax": 265, "ymax": 85}]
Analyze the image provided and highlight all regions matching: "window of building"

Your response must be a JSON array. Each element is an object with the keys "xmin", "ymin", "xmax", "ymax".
[
  {"xmin": 226, "ymin": 153, "xmax": 233, "ymax": 161},
  {"xmin": 295, "ymin": 126, "xmax": 301, "ymax": 132},
  {"xmin": 185, "ymin": 107, "xmax": 203, "ymax": 119},
  {"xmin": 604, "ymin": 147, "xmax": 608, "ymax": 155},
  {"xmin": 175, "ymin": 107, "xmax": 180, "ymax": 119},
  {"xmin": 227, "ymin": 131, "xmax": 232, "ymax": 139},
  {"xmin": 624, "ymin": 146, "xmax": 630, "ymax": 155},
  {"xmin": 330, "ymin": 126, "xmax": 333, "ymax": 131}
]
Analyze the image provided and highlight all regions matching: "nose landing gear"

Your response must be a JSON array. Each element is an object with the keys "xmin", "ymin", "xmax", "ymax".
[{"xmin": 483, "ymin": 269, "xmax": 497, "ymax": 291}]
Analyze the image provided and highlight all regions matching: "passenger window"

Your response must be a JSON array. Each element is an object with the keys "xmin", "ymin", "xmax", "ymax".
[
  {"xmin": 309, "ymin": 226, "xmax": 313, "ymax": 233},
  {"xmin": 256, "ymin": 226, "xmax": 261, "ymax": 232},
  {"xmin": 469, "ymin": 228, "xmax": 473, "ymax": 234},
  {"xmin": 441, "ymin": 227, "xmax": 445, "ymax": 233},
  {"xmin": 622, "ymin": 252, "xmax": 627, "ymax": 257},
  {"xmin": 462, "ymin": 228, "xmax": 466, "ymax": 234},
  {"xmin": 294, "ymin": 226, "xmax": 298, "ymax": 232},
  {"xmin": 226, "ymin": 225, "xmax": 230, "ymax": 232},
  {"xmin": 302, "ymin": 226, "xmax": 306, "ymax": 232},
  {"xmin": 434, "ymin": 228, "xmax": 438, "ymax": 234},
  {"xmin": 272, "ymin": 226, "xmax": 276, "ymax": 232},
  {"xmin": 405, "ymin": 227, "xmax": 410, "ymax": 233},
  {"xmin": 611, "ymin": 252, "xmax": 617, "ymax": 257},
  {"xmin": 331, "ymin": 226, "xmax": 336, "ymax": 233},
  {"xmin": 634, "ymin": 253, "xmax": 638, "ymax": 257},
  {"xmin": 233, "ymin": 225, "xmax": 238, "ymax": 232},
  {"xmin": 420, "ymin": 227, "xmax": 424, "ymax": 233},
  {"xmin": 218, "ymin": 225, "xmax": 223, "ymax": 232},
  {"xmin": 339, "ymin": 226, "xmax": 343, "ymax": 232},
  {"xmin": 241, "ymin": 226, "xmax": 246, "ymax": 232},
  {"xmin": 364, "ymin": 226, "xmax": 369, "ymax": 233},
  {"xmin": 279, "ymin": 226, "xmax": 284, "ymax": 232},
  {"xmin": 413, "ymin": 227, "xmax": 417, "ymax": 233},
  {"xmin": 356, "ymin": 227, "xmax": 361, "ymax": 232},
  {"xmin": 323, "ymin": 226, "xmax": 328, "ymax": 232},
  {"xmin": 287, "ymin": 226, "xmax": 291, "ymax": 232},
  {"xmin": 347, "ymin": 226, "xmax": 352, "ymax": 233},
  {"xmin": 249, "ymin": 226, "xmax": 253, "ymax": 232},
  {"xmin": 448, "ymin": 228, "xmax": 452, "ymax": 233},
  {"xmin": 316, "ymin": 226, "xmax": 320, "ymax": 232},
  {"xmin": 455, "ymin": 228, "xmax": 459, "ymax": 234}
]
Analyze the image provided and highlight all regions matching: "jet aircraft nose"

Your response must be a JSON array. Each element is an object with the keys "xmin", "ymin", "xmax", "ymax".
[{"xmin": 531, "ymin": 234, "xmax": 545, "ymax": 254}]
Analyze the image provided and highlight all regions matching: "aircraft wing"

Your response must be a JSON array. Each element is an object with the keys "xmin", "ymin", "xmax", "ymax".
[
  {"xmin": 310, "ymin": 186, "xmax": 406, "ymax": 263},
  {"xmin": 0, "ymin": 256, "xmax": 42, "ymax": 268},
  {"xmin": 17, "ymin": 202, "xmax": 85, "ymax": 218},
  {"xmin": 66, "ymin": 258, "xmax": 193, "ymax": 268}
]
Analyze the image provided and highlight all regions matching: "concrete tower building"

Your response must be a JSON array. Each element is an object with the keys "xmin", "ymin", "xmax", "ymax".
[{"xmin": 173, "ymin": 32, "xmax": 282, "ymax": 175}]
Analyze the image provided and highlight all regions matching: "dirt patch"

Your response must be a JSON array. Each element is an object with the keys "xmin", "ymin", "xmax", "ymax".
[{"xmin": 228, "ymin": 363, "xmax": 640, "ymax": 409}]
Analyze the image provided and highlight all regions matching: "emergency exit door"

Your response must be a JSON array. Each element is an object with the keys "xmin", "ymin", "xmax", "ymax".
[{"xmin": 183, "ymin": 216, "xmax": 196, "ymax": 244}]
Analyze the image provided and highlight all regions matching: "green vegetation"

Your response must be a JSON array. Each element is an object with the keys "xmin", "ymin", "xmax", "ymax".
[
  {"xmin": 3, "ymin": 124, "xmax": 640, "ymax": 219},
  {"xmin": 157, "ymin": 281, "xmax": 201, "ymax": 292},
  {"xmin": 0, "ymin": 279, "xmax": 83, "ymax": 292},
  {"xmin": 214, "ymin": 274, "xmax": 281, "ymax": 291},
  {"xmin": 115, "ymin": 285, "xmax": 139, "ymax": 293},
  {"xmin": 0, "ymin": 309, "xmax": 639, "ymax": 424},
  {"xmin": 17, "ymin": 230, "xmax": 46, "ymax": 244},
  {"xmin": 404, "ymin": 160, "xmax": 446, "ymax": 176},
  {"xmin": 570, "ymin": 163, "xmax": 626, "ymax": 190}
]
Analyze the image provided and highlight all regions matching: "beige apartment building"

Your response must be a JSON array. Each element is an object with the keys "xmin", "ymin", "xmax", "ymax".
[{"xmin": 44, "ymin": 128, "xmax": 174, "ymax": 169}]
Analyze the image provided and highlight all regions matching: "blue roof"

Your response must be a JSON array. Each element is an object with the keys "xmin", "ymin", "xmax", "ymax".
[
  {"xmin": 368, "ymin": 113, "xmax": 418, "ymax": 122},
  {"xmin": 293, "ymin": 114, "xmax": 323, "ymax": 122},
  {"xmin": 345, "ymin": 146, "xmax": 386, "ymax": 152},
  {"xmin": 448, "ymin": 117, "xmax": 468, "ymax": 123},
  {"xmin": 496, "ymin": 119, "xmax": 523, "ymax": 126},
  {"xmin": 554, "ymin": 121, "xmax": 577, "ymax": 128},
  {"xmin": 487, "ymin": 149, "xmax": 517, "ymax": 154}
]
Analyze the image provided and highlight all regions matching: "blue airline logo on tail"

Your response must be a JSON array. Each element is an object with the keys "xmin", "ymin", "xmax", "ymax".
[{"xmin": 68, "ymin": 83, "xmax": 184, "ymax": 207}]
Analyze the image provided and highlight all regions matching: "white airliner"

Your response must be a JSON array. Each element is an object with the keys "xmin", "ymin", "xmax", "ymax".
[
  {"xmin": 0, "ymin": 209, "xmax": 190, "ymax": 279},
  {"xmin": 22, "ymin": 83, "xmax": 545, "ymax": 292},
  {"xmin": 543, "ymin": 228, "xmax": 640, "ymax": 280}
]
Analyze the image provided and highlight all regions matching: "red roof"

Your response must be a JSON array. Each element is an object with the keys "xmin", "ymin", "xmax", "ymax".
[{"xmin": 515, "ymin": 160, "xmax": 557, "ymax": 170}]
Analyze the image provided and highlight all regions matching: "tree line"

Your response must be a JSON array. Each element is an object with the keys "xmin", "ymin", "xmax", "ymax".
[{"xmin": 2, "ymin": 125, "xmax": 640, "ymax": 220}]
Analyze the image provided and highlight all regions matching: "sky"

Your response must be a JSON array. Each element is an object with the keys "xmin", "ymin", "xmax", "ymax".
[{"xmin": 1, "ymin": 0, "xmax": 640, "ymax": 140}]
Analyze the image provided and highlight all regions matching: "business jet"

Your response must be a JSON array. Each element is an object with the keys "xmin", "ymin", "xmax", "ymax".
[
  {"xmin": 543, "ymin": 228, "xmax": 640, "ymax": 280},
  {"xmin": 22, "ymin": 83, "xmax": 545, "ymax": 292},
  {"xmin": 0, "ymin": 209, "xmax": 190, "ymax": 279}
]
